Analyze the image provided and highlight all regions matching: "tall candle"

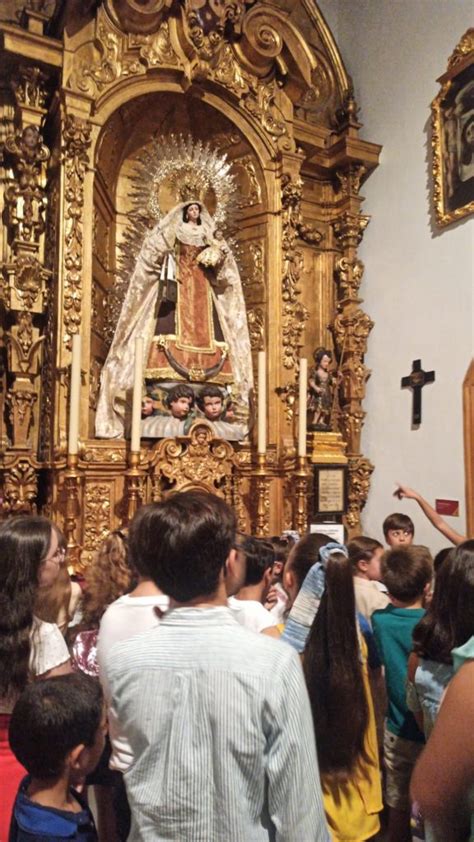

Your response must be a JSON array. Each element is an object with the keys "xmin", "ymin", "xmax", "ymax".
[
  {"xmin": 131, "ymin": 337, "xmax": 144, "ymax": 453},
  {"xmin": 298, "ymin": 357, "xmax": 308, "ymax": 458},
  {"xmin": 257, "ymin": 350, "xmax": 266, "ymax": 455},
  {"xmin": 68, "ymin": 334, "xmax": 81, "ymax": 456}
]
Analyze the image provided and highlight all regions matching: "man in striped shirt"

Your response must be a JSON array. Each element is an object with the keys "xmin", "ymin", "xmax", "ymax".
[{"xmin": 104, "ymin": 491, "xmax": 329, "ymax": 841}]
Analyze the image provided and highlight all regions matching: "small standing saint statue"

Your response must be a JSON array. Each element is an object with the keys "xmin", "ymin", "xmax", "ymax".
[{"xmin": 307, "ymin": 347, "xmax": 339, "ymax": 430}]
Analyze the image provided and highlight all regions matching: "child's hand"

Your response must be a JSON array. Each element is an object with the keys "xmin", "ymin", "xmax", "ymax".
[{"xmin": 394, "ymin": 483, "xmax": 418, "ymax": 500}]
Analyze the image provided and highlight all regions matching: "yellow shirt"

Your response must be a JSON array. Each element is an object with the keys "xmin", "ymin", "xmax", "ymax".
[{"xmin": 322, "ymin": 637, "xmax": 383, "ymax": 841}]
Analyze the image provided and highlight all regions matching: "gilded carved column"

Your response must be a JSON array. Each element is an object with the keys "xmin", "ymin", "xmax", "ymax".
[
  {"xmin": 331, "ymin": 161, "xmax": 374, "ymax": 533},
  {"xmin": 0, "ymin": 66, "xmax": 52, "ymax": 512},
  {"xmin": 50, "ymin": 113, "xmax": 92, "ymax": 454},
  {"xmin": 276, "ymin": 172, "xmax": 309, "ymax": 424},
  {"xmin": 62, "ymin": 114, "xmax": 92, "ymax": 344},
  {"xmin": 2, "ymin": 121, "xmax": 50, "ymax": 452}
]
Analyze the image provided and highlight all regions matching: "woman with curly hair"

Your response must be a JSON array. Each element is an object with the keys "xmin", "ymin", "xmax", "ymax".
[
  {"xmin": 70, "ymin": 530, "xmax": 132, "ymax": 676},
  {"xmin": 0, "ymin": 516, "xmax": 71, "ymax": 841}
]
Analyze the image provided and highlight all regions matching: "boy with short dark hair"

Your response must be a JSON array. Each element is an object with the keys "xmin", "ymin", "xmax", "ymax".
[
  {"xmin": 372, "ymin": 545, "xmax": 433, "ymax": 842},
  {"xmin": 8, "ymin": 673, "xmax": 105, "ymax": 842},
  {"xmin": 383, "ymin": 512, "xmax": 415, "ymax": 548},
  {"xmin": 228, "ymin": 536, "xmax": 280, "ymax": 636}
]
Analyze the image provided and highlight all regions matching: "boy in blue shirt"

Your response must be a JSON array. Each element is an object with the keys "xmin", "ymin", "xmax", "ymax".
[
  {"xmin": 8, "ymin": 674, "xmax": 105, "ymax": 842},
  {"xmin": 372, "ymin": 544, "xmax": 433, "ymax": 842}
]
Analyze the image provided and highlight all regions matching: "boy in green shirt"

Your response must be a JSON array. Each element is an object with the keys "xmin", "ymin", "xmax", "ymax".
[{"xmin": 372, "ymin": 544, "xmax": 433, "ymax": 842}]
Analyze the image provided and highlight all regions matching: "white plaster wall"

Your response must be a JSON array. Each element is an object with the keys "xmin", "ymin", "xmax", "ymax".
[{"xmin": 318, "ymin": 0, "xmax": 473, "ymax": 551}]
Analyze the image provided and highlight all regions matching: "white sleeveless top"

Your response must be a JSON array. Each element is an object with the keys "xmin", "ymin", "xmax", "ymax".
[{"xmin": 0, "ymin": 618, "xmax": 69, "ymax": 713}]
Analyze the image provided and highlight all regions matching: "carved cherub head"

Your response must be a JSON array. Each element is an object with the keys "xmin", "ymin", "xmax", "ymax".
[
  {"xmin": 21, "ymin": 125, "xmax": 40, "ymax": 154},
  {"xmin": 165, "ymin": 384, "xmax": 195, "ymax": 419},
  {"xmin": 197, "ymin": 385, "xmax": 223, "ymax": 421}
]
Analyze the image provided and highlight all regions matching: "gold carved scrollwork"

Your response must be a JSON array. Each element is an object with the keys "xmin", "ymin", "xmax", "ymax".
[
  {"xmin": 5, "ymin": 309, "xmax": 43, "ymax": 448},
  {"xmin": 336, "ymin": 164, "xmax": 367, "ymax": 197},
  {"xmin": 332, "ymin": 308, "xmax": 373, "ymax": 458},
  {"xmin": 332, "ymin": 212, "xmax": 370, "ymax": 250},
  {"xmin": 330, "ymin": 164, "xmax": 375, "ymax": 530},
  {"xmin": 447, "ymin": 27, "xmax": 474, "ymax": 71},
  {"xmin": 76, "ymin": 24, "xmax": 120, "ymax": 94},
  {"xmin": 240, "ymin": 8, "xmax": 283, "ymax": 73},
  {"xmin": 243, "ymin": 83, "xmax": 291, "ymax": 150},
  {"xmin": 240, "ymin": 240, "xmax": 264, "ymax": 303},
  {"xmin": 275, "ymin": 382, "xmax": 297, "ymax": 424},
  {"xmin": 252, "ymin": 462, "xmax": 270, "ymax": 537},
  {"xmin": 231, "ymin": 474, "xmax": 248, "ymax": 533},
  {"xmin": 71, "ymin": 11, "xmax": 178, "ymax": 95},
  {"xmin": 89, "ymin": 359, "xmax": 102, "ymax": 412},
  {"xmin": 295, "ymin": 51, "xmax": 336, "ymax": 124},
  {"xmin": 212, "ymin": 44, "xmax": 250, "ymax": 97},
  {"xmin": 83, "ymin": 483, "xmax": 112, "ymax": 555},
  {"xmin": 16, "ymin": 311, "xmax": 34, "ymax": 357},
  {"xmin": 105, "ymin": 0, "xmax": 172, "ymax": 35},
  {"xmin": 13, "ymin": 255, "xmax": 46, "ymax": 310},
  {"xmin": 233, "ymin": 154, "xmax": 262, "ymax": 208},
  {"xmin": 2, "ymin": 458, "xmax": 38, "ymax": 514},
  {"xmin": 62, "ymin": 115, "xmax": 92, "ymax": 343},
  {"xmin": 150, "ymin": 422, "xmax": 234, "ymax": 496},
  {"xmin": 183, "ymin": 0, "xmax": 248, "ymax": 64},
  {"xmin": 281, "ymin": 174, "xmax": 309, "ymax": 372},
  {"xmin": 332, "ymin": 309, "xmax": 374, "ymax": 358},
  {"xmin": 82, "ymin": 446, "xmax": 126, "ymax": 463},
  {"xmin": 335, "ymin": 256, "xmax": 364, "ymax": 300},
  {"xmin": 135, "ymin": 22, "xmax": 179, "ymax": 68},
  {"xmin": 247, "ymin": 307, "xmax": 265, "ymax": 351},
  {"xmin": 6, "ymin": 389, "xmax": 37, "ymax": 442},
  {"xmin": 346, "ymin": 454, "xmax": 374, "ymax": 532},
  {"xmin": 4, "ymin": 126, "xmax": 50, "ymax": 246},
  {"xmin": 11, "ymin": 66, "xmax": 48, "ymax": 109}
]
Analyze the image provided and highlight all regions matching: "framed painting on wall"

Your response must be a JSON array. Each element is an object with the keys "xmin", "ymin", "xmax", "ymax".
[{"xmin": 432, "ymin": 28, "xmax": 474, "ymax": 227}]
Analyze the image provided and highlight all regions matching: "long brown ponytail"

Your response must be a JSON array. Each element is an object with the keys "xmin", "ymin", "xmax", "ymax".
[{"xmin": 303, "ymin": 551, "xmax": 369, "ymax": 779}]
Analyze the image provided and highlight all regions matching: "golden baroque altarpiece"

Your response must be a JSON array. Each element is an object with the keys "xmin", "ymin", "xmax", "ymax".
[{"xmin": 0, "ymin": 0, "xmax": 381, "ymax": 568}]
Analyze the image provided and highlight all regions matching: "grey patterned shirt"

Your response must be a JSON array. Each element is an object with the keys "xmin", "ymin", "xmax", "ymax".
[{"xmin": 106, "ymin": 606, "xmax": 329, "ymax": 842}]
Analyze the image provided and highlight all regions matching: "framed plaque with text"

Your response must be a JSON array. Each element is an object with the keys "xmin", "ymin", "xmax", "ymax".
[{"xmin": 314, "ymin": 465, "xmax": 347, "ymax": 517}]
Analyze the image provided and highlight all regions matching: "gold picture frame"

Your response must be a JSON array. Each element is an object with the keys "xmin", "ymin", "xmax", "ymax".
[{"xmin": 431, "ymin": 29, "xmax": 474, "ymax": 228}]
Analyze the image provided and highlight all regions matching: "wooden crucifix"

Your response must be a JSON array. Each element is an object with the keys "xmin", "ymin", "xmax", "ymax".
[{"xmin": 401, "ymin": 359, "xmax": 435, "ymax": 426}]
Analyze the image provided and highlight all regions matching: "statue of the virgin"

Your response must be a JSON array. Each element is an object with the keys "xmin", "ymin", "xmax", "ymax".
[{"xmin": 95, "ymin": 136, "xmax": 253, "ymax": 439}]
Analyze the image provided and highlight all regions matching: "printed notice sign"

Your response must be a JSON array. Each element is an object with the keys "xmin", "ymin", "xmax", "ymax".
[{"xmin": 318, "ymin": 468, "xmax": 344, "ymax": 513}]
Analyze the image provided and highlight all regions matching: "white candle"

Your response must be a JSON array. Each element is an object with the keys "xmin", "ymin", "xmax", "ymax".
[
  {"xmin": 257, "ymin": 350, "xmax": 266, "ymax": 455},
  {"xmin": 298, "ymin": 357, "xmax": 308, "ymax": 458},
  {"xmin": 68, "ymin": 334, "xmax": 81, "ymax": 456},
  {"xmin": 131, "ymin": 337, "xmax": 144, "ymax": 452}
]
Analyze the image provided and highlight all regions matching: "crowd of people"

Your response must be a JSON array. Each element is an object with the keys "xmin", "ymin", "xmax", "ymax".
[{"xmin": 0, "ymin": 483, "xmax": 473, "ymax": 842}]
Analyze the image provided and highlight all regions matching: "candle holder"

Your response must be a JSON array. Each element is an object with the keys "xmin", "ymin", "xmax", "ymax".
[
  {"xmin": 64, "ymin": 453, "xmax": 82, "ymax": 568},
  {"xmin": 254, "ymin": 452, "xmax": 269, "ymax": 538},
  {"xmin": 294, "ymin": 455, "xmax": 310, "ymax": 535},
  {"xmin": 125, "ymin": 449, "xmax": 143, "ymax": 524}
]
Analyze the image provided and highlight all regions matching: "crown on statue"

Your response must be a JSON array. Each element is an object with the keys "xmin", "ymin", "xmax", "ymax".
[
  {"xmin": 176, "ymin": 177, "xmax": 207, "ymax": 205},
  {"xmin": 141, "ymin": 134, "xmax": 236, "ymax": 227}
]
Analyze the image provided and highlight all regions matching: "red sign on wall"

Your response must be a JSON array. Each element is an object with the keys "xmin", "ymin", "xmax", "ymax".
[{"xmin": 435, "ymin": 499, "xmax": 459, "ymax": 517}]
